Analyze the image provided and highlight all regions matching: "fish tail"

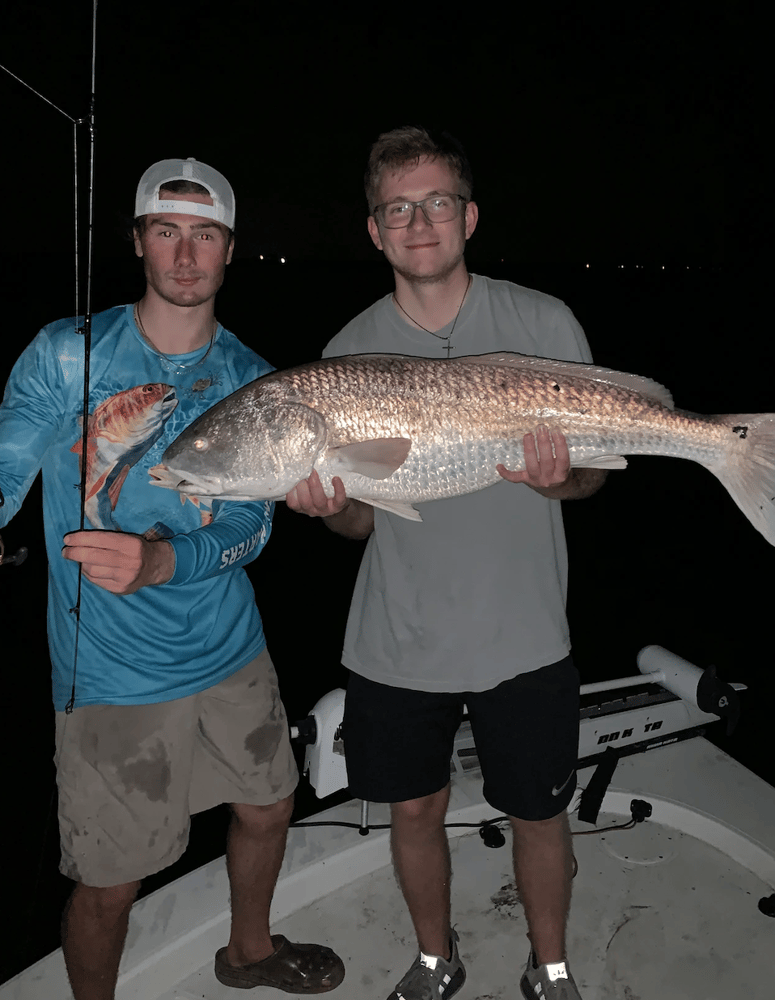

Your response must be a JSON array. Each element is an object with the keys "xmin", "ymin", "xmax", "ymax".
[{"xmin": 708, "ymin": 414, "xmax": 775, "ymax": 546}]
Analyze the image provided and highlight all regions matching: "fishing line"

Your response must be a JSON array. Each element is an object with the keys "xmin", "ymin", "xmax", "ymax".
[
  {"xmin": 0, "ymin": 75, "xmax": 76, "ymax": 514},
  {"xmin": 0, "ymin": 3, "xmax": 98, "ymax": 709},
  {"xmin": 0, "ymin": 62, "xmax": 78, "ymax": 121}
]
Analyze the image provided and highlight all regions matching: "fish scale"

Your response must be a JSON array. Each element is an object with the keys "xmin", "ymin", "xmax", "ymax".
[{"xmin": 150, "ymin": 353, "xmax": 775, "ymax": 545}]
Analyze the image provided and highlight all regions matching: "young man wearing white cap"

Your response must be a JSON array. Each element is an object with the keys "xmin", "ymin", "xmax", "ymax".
[{"xmin": 0, "ymin": 158, "xmax": 345, "ymax": 999}]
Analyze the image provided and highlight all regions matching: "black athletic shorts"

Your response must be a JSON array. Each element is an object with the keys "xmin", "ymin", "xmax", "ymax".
[{"xmin": 342, "ymin": 655, "xmax": 580, "ymax": 821}]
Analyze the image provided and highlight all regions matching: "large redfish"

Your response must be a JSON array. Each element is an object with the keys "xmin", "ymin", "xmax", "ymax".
[{"xmin": 148, "ymin": 353, "xmax": 775, "ymax": 545}]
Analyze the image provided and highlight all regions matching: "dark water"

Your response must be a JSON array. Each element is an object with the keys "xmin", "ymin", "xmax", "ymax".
[{"xmin": 1, "ymin": 257, "xmax": 772, "ymax": 985}]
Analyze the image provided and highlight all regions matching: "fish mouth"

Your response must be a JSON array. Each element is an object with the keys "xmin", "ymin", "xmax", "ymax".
[{"xmin": 148, "ymin": 463, "xmax": 223, "ymax": 496}]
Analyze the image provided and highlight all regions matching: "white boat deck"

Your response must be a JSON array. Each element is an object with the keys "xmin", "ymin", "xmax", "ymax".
[{"xmin": 5, "ymin": 735, "xmax": 773, "ymax": 1000}]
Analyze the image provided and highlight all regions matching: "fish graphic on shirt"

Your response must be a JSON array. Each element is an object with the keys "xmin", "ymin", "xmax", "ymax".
[
  {"xmin": 141, "ymin": 494, "xmax": 213, "ymax": 541},
  {"xmin": 71, "ymin": 383, "xmax": 178, "ymax": 529},
  {"xmin": 179, "ymin": 493, "xmax": 214, "ymax": 526}
]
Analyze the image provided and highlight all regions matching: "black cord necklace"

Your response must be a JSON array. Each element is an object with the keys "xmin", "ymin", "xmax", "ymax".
[
  {"xmin": 134, "ymin": 302, "xmax": 217, "ymax": 373},
  {"xmin": 393, "ymin": 274, "xmax": 472, "ymax": 358}
]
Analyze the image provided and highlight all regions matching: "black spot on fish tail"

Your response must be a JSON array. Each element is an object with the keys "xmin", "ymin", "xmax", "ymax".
[
  {"xmin": 732, "ymin": 425, "xmax": 749, "ymax": 439},
  {"xmin": 551, "ymin": 382, "xmax": 561, "ymax": 392}
]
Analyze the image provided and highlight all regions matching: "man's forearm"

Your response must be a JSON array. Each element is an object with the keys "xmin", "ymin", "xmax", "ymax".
[
  {"xmin": 323, "ymin": 498, "xmax": 375, "ymax": 539},
  {"xmin": 531, "ymin": 468, "xmax": 609, "ymax": 501}
]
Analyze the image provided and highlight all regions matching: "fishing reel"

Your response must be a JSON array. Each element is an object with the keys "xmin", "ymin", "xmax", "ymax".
[
  {"xmin": 0, "ymin": 533, "xmax": 28, "ymax": 567},
  {"xmin": 0, "ymin": 488, "xmax": 28, "ymax": 566}
]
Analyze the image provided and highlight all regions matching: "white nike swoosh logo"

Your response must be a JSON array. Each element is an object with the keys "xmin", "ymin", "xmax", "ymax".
[{"xmin": 551, "ymin": 770, "xmax": 575, "ymax": 796}]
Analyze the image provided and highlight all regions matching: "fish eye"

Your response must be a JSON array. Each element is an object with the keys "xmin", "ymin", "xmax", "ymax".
[{"xmin": 193, "ymin": 437, "xmax": 210, "ymax": 452}]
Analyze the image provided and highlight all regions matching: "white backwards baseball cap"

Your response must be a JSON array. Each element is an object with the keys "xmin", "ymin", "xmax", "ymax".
[{"xmin": 135, "ymin": 157, "xmax": 235, "ymax": 229}]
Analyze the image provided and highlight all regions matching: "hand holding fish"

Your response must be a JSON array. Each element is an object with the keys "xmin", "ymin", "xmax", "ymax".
[
  {"xmin": 286, "ymin": 470, "xmax": 348, "ymax": 517},
  {"xmin": 498, "ymin": 425, "xmax": 572, "ymax": 490},
  {"xmin": 286, "ymin": 471, "xmax": 375, "ymax": 539},
  {"xmin": 62, "ymin": 530, "xmax": 175, "ymax": 595},
  {"xmin": 497, "ymin": 426, "xmax": 608, "ymax": 500}
]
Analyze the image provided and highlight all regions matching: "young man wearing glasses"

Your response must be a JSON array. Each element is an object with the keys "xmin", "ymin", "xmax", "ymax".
[{"xmin": 288, "ymin": 126, "xmax": 606, "ymax": 1000}]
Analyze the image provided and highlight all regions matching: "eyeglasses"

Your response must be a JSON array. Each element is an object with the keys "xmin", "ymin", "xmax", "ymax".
[{"xmin": 373, "ymin": 194, "xmax": 467, "ymax": 229}]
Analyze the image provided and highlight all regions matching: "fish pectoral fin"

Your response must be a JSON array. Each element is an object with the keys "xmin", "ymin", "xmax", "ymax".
[
  {"xmin": 361, "ymin": 497, "xmax": 423, "ymax": 521},
  {"xmin": 328, "ymin": 438, "xmax": 412, "ymax": 480},
  {"xmin": 572, "ymin": 454, "xmax": 629, "ymax": 470},
  {"xmin": 107, "ymin": 465, "xmax": 132, "ymax": 509},
  {"xmin": 85, "ymin": 467, "xmax": 111, "ymax": 501}
]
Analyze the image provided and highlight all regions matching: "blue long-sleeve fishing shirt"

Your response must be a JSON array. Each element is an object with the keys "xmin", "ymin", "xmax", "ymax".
[{"xmin": 0, "ymin": 305, "xmax": 274, "ymax": 709}]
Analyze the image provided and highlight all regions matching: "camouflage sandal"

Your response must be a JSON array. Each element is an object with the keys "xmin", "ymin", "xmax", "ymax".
[{"xmin": 214, "ymin": 934, "xmax": 345, "ymax": 993}]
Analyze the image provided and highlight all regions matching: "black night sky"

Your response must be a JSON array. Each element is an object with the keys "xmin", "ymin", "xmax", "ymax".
[
  {"xmin": 0, "ymin": 3, "xmax": 771, "ymax": 986},
  {"xmin": 2, "ymin": 4, "xmax": 744, "ymax": 265}
]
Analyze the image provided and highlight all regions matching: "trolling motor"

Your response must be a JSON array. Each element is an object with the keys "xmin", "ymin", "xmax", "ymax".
[
  {"xmin": 636, "ymin": 644, "xmax": 743, "ymax": 736},
  {"xmin": 577, "ymin": 645, "xmax": 746, "ymax": 824},
  {"xmin": 297, "ymin": 646, "xmax": 746, "ymax": 802},
  {"xmin": 297, "ymin": 648, "xmax": 748, "ymax": 843}
]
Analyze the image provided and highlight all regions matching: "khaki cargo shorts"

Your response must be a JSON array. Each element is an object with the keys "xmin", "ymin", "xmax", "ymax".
[{"xmin": 55, "ymin": 649, "xmax": 298, "ymax": 887}]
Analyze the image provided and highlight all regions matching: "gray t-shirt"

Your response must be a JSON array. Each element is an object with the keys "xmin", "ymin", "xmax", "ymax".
[{"xmin": 324, "ymin": 274, "xmax": 592, "ymax": 693}]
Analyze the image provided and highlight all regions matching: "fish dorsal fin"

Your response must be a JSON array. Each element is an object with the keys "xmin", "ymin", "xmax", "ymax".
[
  {"xmin": 327, "ymin": 438, "xmax": 411, "ymax": 479},
  {"xmin": 455, "ymin": 352, "xmax": 675, "ymax": 409}
]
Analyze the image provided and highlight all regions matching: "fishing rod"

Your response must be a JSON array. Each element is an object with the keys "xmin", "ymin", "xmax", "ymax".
[
  {"xmin": 0, "ymin": 3, "xmax": 98, "ymax": 713},
  {"xmin": 0, "ymin": 4, "xmax": 98, "ymax": 977}
]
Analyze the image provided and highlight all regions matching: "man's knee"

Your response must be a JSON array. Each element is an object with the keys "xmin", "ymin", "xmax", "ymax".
[
  {"xmin": 231, "ymin": 794, "xmax": 294, "ymax": 833},
  {"xmin": 510, "ymin": 809, "xmax": 568, "ymax": 833},
  {"xmin": 391, "ymin": 785, "xmax": 451, "ymax": 826},
  {"xmin": 66, "ymin": 880, "xmax": 141, "ymax": 920}
]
